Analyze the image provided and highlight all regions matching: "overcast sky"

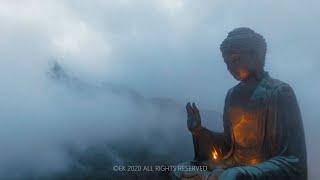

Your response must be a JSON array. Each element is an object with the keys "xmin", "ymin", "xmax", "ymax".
[{"xmin": 0, "ymin": 0, "xmax": 319, "ymax": 178}]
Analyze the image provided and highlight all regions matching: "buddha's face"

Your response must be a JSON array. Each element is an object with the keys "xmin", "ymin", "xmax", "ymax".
[{"xmin": 223, "ymin": 53, "xmax": 255, "ymax": 81}]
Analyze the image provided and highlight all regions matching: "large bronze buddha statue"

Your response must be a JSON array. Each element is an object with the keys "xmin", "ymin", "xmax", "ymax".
[{"xmin": 172, "ymin": 28, "xmax": 307, "ymax": 180}]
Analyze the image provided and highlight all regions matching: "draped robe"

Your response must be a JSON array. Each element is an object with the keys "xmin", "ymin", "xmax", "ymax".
[{"xmin": 193, "ymin": 73, "xmax": 307, "ymax": 179}]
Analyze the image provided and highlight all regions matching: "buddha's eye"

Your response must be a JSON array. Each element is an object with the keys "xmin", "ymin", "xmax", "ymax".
[{"xmin": 225, "ymin": 54, "xmax": 240, "ymax": 64}]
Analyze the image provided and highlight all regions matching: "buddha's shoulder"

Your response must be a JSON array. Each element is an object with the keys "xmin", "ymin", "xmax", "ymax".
[
  {"xmin": 262, "ymin": 76, "xmax": 291, "ymax": 92},
  {"xmin": 260, "ymin": 77, "xmax": 289, "ymax": 90},
  {"xmin": 226, "ymin": 76, "xmax": 291, "ymax": 97}
]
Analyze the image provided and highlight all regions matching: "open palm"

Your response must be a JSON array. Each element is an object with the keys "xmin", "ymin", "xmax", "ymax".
[{"xmin": 186, "ymin": 102, "xmax": 202, "ymax": 134}]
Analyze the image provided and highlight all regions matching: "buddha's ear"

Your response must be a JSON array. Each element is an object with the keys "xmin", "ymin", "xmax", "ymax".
[
  {"xmin": 251, "ymin": 51, "xmax": 265, "ymax": 67},
  {"xmin": 245, "ymin": 52, "xmax": 263, "ymax": 69}
]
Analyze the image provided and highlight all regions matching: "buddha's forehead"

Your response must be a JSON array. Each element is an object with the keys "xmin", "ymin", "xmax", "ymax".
[
  {"xmin": 223, "ymin": 53, "xmax": 239, "ymax": 59},
  {"xmin": 222, "ymin": 51, "xmax": 249, "ymax": 60},
  {"xmin": 221, "ymin": 41, "xmax": 255, "ymax": 56}
]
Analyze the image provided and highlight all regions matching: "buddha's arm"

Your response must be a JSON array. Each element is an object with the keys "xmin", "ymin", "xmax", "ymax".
[
  {"xmin": 219, "ymin": 84, "xmax": 307, "ymax": 180},
  {"xmin": 193, "ymin": 91, "xmax": 232, "ymax": 161},
  {"xmin": 194, "ymin": 126, "xmax": 231, "ymax": 161}
]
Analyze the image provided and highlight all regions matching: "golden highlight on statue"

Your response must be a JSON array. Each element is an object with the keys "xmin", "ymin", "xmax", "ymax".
[{"xmin": 172, "ymin": 28, "xmax": 307, "ymax": 180}]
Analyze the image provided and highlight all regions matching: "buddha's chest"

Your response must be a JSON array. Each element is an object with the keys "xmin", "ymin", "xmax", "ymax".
[
  {"xmin": 229, "ymin": 107, "xmax": 262, "ymax": 148},
  {"xmin": 228, "ymin": 84, "xmax": 268, "ymax": 148}
]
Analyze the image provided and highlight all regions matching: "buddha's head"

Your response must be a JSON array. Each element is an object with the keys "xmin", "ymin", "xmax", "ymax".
[{"xmin": 220, "ymin": 27, "xmax": 267, "ymax": 81}]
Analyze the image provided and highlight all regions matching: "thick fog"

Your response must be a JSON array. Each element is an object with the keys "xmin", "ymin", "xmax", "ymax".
[{"xmin": 0, "ymin": 0, "xmax": 319, "ymax": 179}]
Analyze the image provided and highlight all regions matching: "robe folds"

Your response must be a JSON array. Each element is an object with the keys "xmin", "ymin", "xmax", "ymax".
[{"xmin": 193, "ymin": 73, "xmax": 307, "ymax": 180}]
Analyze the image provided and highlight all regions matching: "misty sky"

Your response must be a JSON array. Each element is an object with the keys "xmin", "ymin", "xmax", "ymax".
[{"xmin": 0, "ymin": 0, "xmax": 319, "ymax": 179}]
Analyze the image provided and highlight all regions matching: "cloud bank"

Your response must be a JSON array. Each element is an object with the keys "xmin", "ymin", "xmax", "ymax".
[{"xmin": 0, "ymin": 0, "xmax": 319, "ymax": 178}]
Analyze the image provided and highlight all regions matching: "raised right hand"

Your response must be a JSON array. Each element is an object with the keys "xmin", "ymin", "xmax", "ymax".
[{"xmin": 186, "ymin": 102, "xmax": 202, "ymax": 134}]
